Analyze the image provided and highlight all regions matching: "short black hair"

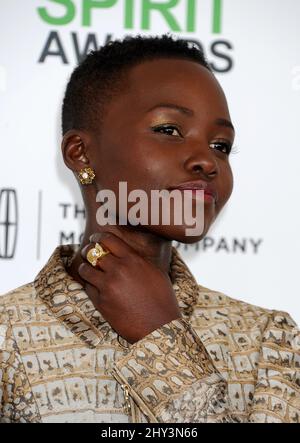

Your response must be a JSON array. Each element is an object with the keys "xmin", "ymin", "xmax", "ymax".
[{"xmin": 61, "ymin": 33, "xmax": 211, "ymax": 136}]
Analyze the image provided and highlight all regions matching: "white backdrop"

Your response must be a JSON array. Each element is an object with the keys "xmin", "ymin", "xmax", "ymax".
[{"xmin": 0, "ymin": 0, "xmax": 299, "ymax": 324}]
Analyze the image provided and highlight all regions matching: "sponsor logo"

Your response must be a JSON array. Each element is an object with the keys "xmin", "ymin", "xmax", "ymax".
[
  {"xmin": 0, "ymin": 189, "xmax": 18, "ymax": 259},
  {"xmin": 36, "ymin": 0, "xmax": 234, "ymax": 72}
]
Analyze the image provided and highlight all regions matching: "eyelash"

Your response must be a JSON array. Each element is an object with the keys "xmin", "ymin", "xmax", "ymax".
[{"xmin": 151, "ymin": 124, "xmax": 236, "ymax": 155}]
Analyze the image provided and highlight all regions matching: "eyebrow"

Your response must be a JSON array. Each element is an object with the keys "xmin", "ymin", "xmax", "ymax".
[
  {"xmin": 147, "ymin": 103, "xmax": 235, "ymax": 133},
  {"xmin": 215, "ymin": 118, "xmax": 235, "ymax": 133},
  {"xmin": 147, "ymin": 103, "xmax": 194, "ymax": 116}
]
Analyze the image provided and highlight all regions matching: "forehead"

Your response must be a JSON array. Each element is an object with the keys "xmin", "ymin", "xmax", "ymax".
[{"xmin": 103, "ymin": 58, "xmax": 230, "ymax": 124}]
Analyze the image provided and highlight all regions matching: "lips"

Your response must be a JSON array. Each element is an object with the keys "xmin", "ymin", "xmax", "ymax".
[{"xmin": 167, "ymin": 180, "xmax": 218, "ymax": 202}]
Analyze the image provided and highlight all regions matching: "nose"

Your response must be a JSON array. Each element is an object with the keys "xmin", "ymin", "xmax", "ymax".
[{"xmin": 184, "ymin": 147, "xmax": 218, "ymax": 179}]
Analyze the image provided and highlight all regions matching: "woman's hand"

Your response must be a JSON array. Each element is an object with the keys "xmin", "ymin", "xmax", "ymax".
[{"xmin": 78, "ymin": 232, "xmax": 182, "ymax": 344}]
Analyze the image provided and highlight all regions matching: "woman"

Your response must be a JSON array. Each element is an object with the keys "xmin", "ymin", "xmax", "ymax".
[{"xmin": 0, "ymin": 35, "xmax": 299, "ymax": 423}]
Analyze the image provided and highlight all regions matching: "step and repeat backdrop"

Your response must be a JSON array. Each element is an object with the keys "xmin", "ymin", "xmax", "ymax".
[{"xmin": 1, "ymin": 0, "xmax": 299, "ymax": 324}]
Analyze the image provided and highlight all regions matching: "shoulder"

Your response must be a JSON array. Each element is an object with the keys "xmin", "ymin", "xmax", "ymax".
[
  {"xmin": 0, "ymin": 283, "xmax": 42, "ymax": 422},
  {"xmin": 195, "ymin": 282, "xmax": 272, "ymax": 318},
  {"xmin": 194, "ymin": 282, "xmax": 299, "ymax": 333},
  {"xmin": 0, "ymin": 284, "xmax": 36, "ymax": 368},
  {"xmin": 0, "ymin": 283, "xmax": 35, "ymax": 346},
  {"xmin": 1, "ymin": 281, "xmax": 37, "ymax": 314},
  {"xmin": 0, "ymin": 281, "xmax": 41, "ymax": 334},
  {"xmin": 205, "ymin": 292, "xmax": 300, "ymax": 422},
  {"xmin": 1, "ymin": 281, "xmax": 36, "ymax": 304}
]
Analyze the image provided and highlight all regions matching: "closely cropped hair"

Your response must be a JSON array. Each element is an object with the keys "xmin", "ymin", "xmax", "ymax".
[{"xmin": 61, "ymin": 33, "xmax": 211, "ymax": 135}]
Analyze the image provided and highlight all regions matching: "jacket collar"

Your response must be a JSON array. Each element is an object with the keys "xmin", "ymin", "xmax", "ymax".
[{"xmin": 34, "ymin": 244, "xmax": 199, "ymax": 348}]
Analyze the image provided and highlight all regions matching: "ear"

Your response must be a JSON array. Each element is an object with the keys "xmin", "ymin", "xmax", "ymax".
[{"xmin": 61, "ymin": 130, "xmax": 92, "ymax": 173}]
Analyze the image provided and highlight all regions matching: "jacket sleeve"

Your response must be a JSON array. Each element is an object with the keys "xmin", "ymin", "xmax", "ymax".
[
  {"xmin": 0, "ymin": 303, "xmax": 40, "ymax": 423},
  {"xmin": 110, "ymin": 317, "xmax": 231, "ymax": 423},
  {"xmin": 249, "ymin": 310, "xmax": 300, "ymax": 423}
]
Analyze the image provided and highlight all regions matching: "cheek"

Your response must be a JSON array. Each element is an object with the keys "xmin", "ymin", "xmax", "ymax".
[
  {"xmin": 105, "ymin": 141, "xmax": 170, "ymax": 191},
  {"xmin": 217, "ymin": 162, "xmax": 234, "ymax": 208},
  {"xmin": 93, "ymin": 142, "xmax": 150, "ymax": 190}
]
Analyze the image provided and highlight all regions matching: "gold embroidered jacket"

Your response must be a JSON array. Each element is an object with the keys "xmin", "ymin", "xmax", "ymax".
[{"xmin": 0, "ymin": 245, "xmax": 299, "ymax": 423}]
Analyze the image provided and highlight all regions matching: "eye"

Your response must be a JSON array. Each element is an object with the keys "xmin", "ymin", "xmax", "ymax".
[
  {"xmin": 152, "ymin": 124, "xmax": 182, "ymax": 137},
  {"xmin": 209, "ymin": 140, "xmax": 232, "ymax": 155}
]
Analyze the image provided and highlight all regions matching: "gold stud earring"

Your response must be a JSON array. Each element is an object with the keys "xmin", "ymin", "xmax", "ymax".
[{"xmin": 78, "ymin": 167, "xmax": 96, "ymax": 185}]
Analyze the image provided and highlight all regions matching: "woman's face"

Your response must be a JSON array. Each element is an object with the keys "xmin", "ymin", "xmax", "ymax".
[{"xmin": 88, "ymin": 57, "xmax": 234, "ymax": 243}]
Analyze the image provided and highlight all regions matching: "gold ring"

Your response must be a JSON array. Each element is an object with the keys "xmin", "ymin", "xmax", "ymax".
[{"xmin": 86, "ymin": 242, "xmax": 110, "ymax": 267}]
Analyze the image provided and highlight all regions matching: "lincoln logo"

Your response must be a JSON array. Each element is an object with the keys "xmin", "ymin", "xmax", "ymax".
[{"xmin": 0, "ymin": 188, "xmax": 18, "ymax": 259}]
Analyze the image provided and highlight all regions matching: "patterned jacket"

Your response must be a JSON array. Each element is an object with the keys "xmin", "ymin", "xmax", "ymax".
[{"xmin": 0, "ymin": 244, "xmax": 299, "ymax": 423}]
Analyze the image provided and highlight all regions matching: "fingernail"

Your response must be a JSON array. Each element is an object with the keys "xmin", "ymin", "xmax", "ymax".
[
  {"xmin": 89, "ymin": 233, "xmax": 99, "ymax": 242},
  {"xmin": 90, "ymin": 232, "xmax": 109, "ymax": 242}
]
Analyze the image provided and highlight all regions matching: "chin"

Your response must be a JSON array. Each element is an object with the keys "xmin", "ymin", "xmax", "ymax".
[{"xmin": 148, "ymin": 221, "xmax": 213, "ymax": 244}]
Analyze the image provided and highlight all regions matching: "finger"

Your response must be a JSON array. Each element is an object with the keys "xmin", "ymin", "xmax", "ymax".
[
  {"xmin": 89, "ymin": 232, "xmax": 135, "ymax": 258},
  {"xmin": 84, "ymin": 282, "xmax": 102, "ymax": 305},
  {"xmin": 81, "ymin": 243, "xmax": 117, "ymax": 271},
  {"xmin": 78, "ymin": 262, "xmax": 105, "ymax": 289}
]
